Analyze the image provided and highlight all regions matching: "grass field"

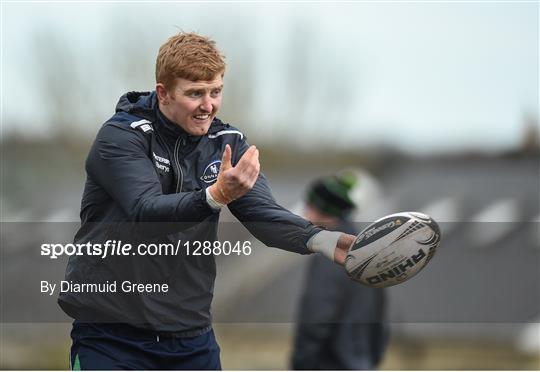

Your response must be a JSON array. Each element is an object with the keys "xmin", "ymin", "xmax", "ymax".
[
  {"xmin": 214, "ymin": 323, "xmax": 540, "ymax": 370},
  {"xmin": 1, "ymin": 322, "xmax": 539, "ymax": 369}
]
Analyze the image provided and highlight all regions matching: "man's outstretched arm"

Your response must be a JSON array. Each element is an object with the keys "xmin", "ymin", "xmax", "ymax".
[{"xmin": 209, "ymin": 141, "xmax": 355, "ymax": 263}]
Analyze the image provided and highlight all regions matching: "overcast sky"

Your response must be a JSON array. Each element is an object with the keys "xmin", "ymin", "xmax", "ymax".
[{"xmin": 1, "ymin": 2, "xmax": 538, "ymax": 154}]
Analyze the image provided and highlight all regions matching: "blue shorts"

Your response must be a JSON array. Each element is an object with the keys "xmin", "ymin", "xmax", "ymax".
[{"xmin": 69, "ymin": 322, "xmax": 221, "ymax": 370}]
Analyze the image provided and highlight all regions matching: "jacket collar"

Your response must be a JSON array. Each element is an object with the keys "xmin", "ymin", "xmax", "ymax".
[{"xmin": 156, "ymin": 108, "xmax": 194, "ymax": 141}]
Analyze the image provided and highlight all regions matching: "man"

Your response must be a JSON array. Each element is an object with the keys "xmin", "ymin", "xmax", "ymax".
[
  {"xmin": 59, "ymin": 32, "xmax": 356, "ymax": 370},
  {"xmin": 291, "ymin": 172, "xmax": 388, "ymax": 370}
]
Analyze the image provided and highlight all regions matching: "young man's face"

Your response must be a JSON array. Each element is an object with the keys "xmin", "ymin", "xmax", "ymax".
[{"xmin": 157, "ymin": 74, "xmax": 223, "ymax": 136}]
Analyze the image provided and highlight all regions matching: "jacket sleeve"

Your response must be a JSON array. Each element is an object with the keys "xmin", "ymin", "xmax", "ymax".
[
  {"xmin": 226, "ymin": 138, "xmax": 321, "ymax": 254},
  {"xmin": 86, "ymin": 123, "xmax": 216, "ymax": 223}
]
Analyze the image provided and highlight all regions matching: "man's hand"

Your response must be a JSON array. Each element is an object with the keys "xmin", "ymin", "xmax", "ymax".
[
  {"xmin": 209, "ymin": 144, "xmax": 260, "ymax": 205},
  {"xmin": 335, "ymin": 233, "xmax": 356, "ymax": 265}
]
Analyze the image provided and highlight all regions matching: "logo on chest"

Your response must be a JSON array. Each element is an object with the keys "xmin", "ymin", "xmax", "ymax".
[
  {"xmin": 201, "ymin": 160, "xmax": 221, "ymax": 183},
  {"xmin": 153, "ymin": 152, "xmax": 170, "ymax": 173}
]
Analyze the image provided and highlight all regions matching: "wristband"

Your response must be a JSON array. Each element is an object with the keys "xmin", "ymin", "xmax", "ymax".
[
  {"xmin": 205, "ymin": 187, "xmax": 226, "ymax": 210},
  {"xmin": 307, "ymin": 230, "xmax": 341, "ymax": 262}
]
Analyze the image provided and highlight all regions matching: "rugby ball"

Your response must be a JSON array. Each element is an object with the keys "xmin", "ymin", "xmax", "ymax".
[{"xmin": 345, "ymin": 212, "xmax": 441, "ymax": 288}]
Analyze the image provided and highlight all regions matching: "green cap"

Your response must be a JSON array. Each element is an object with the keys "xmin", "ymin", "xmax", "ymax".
[{"xmin": 306, "ymin": 171, "xmax": 358, "ymax": 218}]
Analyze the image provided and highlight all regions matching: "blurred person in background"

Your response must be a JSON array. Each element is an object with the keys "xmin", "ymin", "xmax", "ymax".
[
  {"xmin": 291, "ymin": 171, "xmax": 389, "ymax": 370},
  {"xmin": 58, "ymin": 32, "xmax": 358, "ymax": 370}
]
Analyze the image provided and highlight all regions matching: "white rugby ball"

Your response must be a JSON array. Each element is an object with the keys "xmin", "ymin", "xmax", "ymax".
[{"xmin": 345, "ymin": 211, "xmax": 441, "ymax": 288}]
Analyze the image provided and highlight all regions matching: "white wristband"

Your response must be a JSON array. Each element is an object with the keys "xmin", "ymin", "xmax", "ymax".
[
  {"xmin": 205, "ymin": 187, "xmax": 225, "ymax": 210},
  {"xmin": 307, "ymin": 230, "xmax": 341, "ymax": 262}
]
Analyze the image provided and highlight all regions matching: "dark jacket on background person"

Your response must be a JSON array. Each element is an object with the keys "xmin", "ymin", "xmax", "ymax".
[
  {"xmin": 292, "ymin": 220, "xmax": 388, "ymax": 370},
  {"xmin": 58, "ymin": 91, "xmax": 321, "ymax": 336}
]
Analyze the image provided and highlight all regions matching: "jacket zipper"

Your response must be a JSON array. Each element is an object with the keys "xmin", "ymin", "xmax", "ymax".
[{"xmin": 174, "ymin": 137, "xmax": 185, "ymax": 193}]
